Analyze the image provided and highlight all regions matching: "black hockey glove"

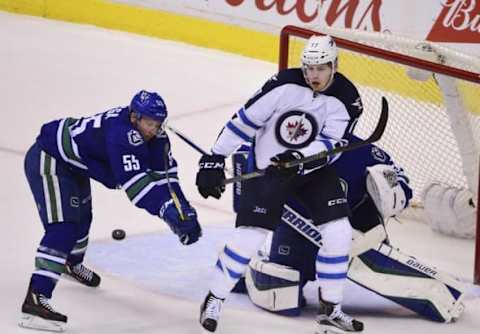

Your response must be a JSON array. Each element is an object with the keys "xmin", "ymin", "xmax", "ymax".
[
  {"xmin": 266, "ymin": 150, "xmax": 304, "ymax": 177},
  {"xmin": 160, "ymin": 201, "xmax": 202, "ymax": 245},
  {"xmin": 196, "ymin": 154, "xmax": 226, "ymax": 199}
]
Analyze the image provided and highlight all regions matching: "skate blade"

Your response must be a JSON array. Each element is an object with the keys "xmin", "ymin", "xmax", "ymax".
[{"xmin": 19, "ymin": 313, "xmax": 66, "ymax": 332}]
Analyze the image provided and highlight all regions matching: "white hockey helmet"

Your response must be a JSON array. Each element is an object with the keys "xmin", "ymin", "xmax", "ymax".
[
  {"xmin": 301, "ymin": 35, "xmax": 338, "ymax": 91},
  {"xmin": 301, "ymin": 35, "xmax": 338, "ymax": 67}
]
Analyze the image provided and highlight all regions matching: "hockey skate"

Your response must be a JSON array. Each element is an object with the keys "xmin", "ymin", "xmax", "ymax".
[
  {"xmin": 64, "ymin": 262, "xmax": 101, "ymax": 287},
  {"xmin": 199, "ymin": 291, "xmax": 225, "ymax": 332},
  {"xmin": 19, "ymin": 287, "xmax": 67, "ymax": 332},
  {"xmin": 315, "ymin": 293, "xmax": 363, "ymax": 334}
]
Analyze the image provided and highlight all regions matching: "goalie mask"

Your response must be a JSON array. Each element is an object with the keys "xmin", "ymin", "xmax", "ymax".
[{"xmin": 301, "ymin": 35, "xmax": 338, "ymax": 92}]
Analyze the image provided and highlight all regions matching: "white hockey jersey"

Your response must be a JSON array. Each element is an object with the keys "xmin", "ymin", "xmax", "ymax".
[{"xmin": 212, "ymin": 69, "xmax": 360, "ymax": 171}]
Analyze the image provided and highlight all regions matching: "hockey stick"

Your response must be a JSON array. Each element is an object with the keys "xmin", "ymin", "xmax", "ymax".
[
  {"xmin": 222, "ymin": 96, "xmax": 389, "ymax": 185},
  {"xmin": 164, "ymin": 123, "xmax": 234, "ymax": 175},
  {"xmin": 164, "ymin": 123, "xmax": 208, "ymax": 156},
  {"xmin": 163, "ymin": 142, "xmax": 186, "ymax": 221}
]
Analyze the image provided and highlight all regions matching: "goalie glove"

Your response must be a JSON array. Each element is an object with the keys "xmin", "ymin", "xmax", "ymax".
[{"xmin": 366, "ymin": 164, "xmax": 409, "ymax": 218}]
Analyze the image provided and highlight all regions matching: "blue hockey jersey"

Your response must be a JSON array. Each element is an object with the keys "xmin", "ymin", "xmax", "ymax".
[
  {"xmin": 331, "ymin": 136, "xmax": 412, "ymax": 210},
  {"xmin": 36, "ymin": 106, "xmax": 187, "ymax": 217}
]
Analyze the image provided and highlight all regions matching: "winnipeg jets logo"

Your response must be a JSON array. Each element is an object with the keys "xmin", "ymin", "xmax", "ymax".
[
  {"xmin": 286, "ymin": 113, "xmax": 307, "ymax": 142},
  {"xmin": 275, "ymin": 111, "xmax": 318, "ymax": 149},
  {"xmin": 127, "ymin": 129, "xmax": 144, "ymax": 146},
  {"xmin": 352, "ymin": 97, "xmax": 363, "ymax": 112}
]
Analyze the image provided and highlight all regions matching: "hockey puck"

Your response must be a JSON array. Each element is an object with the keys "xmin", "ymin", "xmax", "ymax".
[{"xmin": 112, "ymin": 229, "xmax": 126, "ymax": 240}]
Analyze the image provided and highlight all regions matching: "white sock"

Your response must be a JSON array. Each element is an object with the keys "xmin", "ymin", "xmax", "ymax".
[{"xmin": 210, "ymin": 226, "xmax": 268, "ymax": 299}]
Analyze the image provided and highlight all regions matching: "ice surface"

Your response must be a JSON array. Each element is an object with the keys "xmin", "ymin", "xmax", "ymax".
[{"xmin": 1, "ymin": 11, "xmax": 479, "ymax": 334}]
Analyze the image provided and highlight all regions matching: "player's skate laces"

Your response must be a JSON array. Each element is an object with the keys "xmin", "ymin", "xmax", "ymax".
[
  {"xmin": 199, "ymin": 291, "xmax": 225, "ymax": 332},
  {"xmin": 65, "ymin": 262, "xmax": 101, "ymax": 287},
  {"xmin": 19, "ymin": 287, "xmax": 67, "ymax": 332},
  {"xmin": 315, "ymin": 300, "xmax": 363, "ymax": 333}
]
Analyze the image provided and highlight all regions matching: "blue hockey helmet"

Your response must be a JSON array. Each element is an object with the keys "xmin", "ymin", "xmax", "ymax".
[{"xmin": 130, "ymin": 90, "xmax": 168, "ymax": 123}]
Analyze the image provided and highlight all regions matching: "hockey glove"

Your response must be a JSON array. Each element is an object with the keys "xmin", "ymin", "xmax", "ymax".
[
  {"xmin": 196, "ymin": 154, "xmax": 226, "ymax": 199},
  {"xmin": 266, "ymin": 150, "xmax": 304, "ymax": 177},
  {"xmin": 160, "ymin": 200, "xmax": 202, "ymax": 245}
]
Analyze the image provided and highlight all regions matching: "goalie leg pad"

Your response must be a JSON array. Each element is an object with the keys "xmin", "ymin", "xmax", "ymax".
[
  {"xmin": 348, "ymin": 243, "xmax": 466, "ymax": 322},
  {"xmin": 245, "ymin": 257, "xmax": 302, "ymax": 316}
]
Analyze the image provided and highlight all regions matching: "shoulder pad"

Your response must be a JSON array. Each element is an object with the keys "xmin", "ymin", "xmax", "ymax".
[
  {"xmin": 245, "ymin": 69, "xmax": 308, "ymax": 109},
  {"xmin": 325, "ymin": 73, "xmax": 363, "ymax": 117}
]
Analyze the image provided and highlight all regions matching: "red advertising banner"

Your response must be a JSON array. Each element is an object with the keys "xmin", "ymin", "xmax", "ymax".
[
  {"xmin": 427, "ymin": 0, "xmax": 480, "ymax": 43},
  {"xmin": 225, "ymin": 0, "xmax": 383, "ymax": 31}
]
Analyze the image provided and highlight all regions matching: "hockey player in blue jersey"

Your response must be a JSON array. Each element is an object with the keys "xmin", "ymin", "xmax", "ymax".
[
  {"xmin": 20, "ymin": 90, "xmax": 201, "ymax": 332},
  {"xmin": 238, "ymin": 138, "xmax": 466, "ymax": 324}
]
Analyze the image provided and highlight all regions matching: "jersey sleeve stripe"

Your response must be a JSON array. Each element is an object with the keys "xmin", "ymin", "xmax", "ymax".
[
  {"xmin": 149, "ymin": 167, "xmax": 178, "ymax": 179},
  {"xmin": 56, "ymin": 118, "xmax": 88, "ymax": 170},
  {"xmin": 130, "ymin": 182, "xmax": 156, "ymax": 205},
  {"xmin": 238, "ymin": 108, "xmax": 261, "ymax": 130},
  {"xmin": 226, "ymin": 122, "xmax": 252, "ymax": 142},
  {"xmin": 131, "ymin": 179, "xmax": 179, "ymax": 205},
  {"xmin": 122, "ymin": 172, "xmax": 148, "ymax": 189},
  {"xmin": 124, "ymin": 174, "xmax": 152, "ymax": 200}
]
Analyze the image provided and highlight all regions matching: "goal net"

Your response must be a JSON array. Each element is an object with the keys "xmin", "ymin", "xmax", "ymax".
[{"xmin": 278, "ymin": 25, "xmax": 480, "ymax": 283}]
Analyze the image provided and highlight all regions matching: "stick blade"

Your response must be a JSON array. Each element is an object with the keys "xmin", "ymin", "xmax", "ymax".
[{"xmin": 367, "ymin": 96, "xmax": 389, "ymax": 143}]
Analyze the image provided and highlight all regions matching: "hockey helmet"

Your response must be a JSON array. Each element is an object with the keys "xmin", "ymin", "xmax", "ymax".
[
  {"xmin": 130, "ymin": 90, "xmax": 168, "ymax": 123},
  {"xmin": 301, "ymin": 35, "xmax": 338, "ymax": 66}
]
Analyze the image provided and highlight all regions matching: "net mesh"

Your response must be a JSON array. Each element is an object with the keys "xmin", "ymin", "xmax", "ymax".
[{"xmin": 283, "ymin": 29, "xmax": 480, "ymax": 222}]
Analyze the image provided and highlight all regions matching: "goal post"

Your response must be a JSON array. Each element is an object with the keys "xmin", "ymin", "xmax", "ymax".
[{"xmin": 278, "ymin": 25, "xmax": 480, "ymax": 284}]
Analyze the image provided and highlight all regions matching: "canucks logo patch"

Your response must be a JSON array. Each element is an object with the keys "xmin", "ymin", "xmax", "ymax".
[
  {"xmin": 371, "ymin": 146, "xmax": 387, "ymax": 162},
  {"xmin": 127, "ymin": 129, "xmax": 144, "ymax": 146},
  {"xmin": 275, "ymin": 111, "xmax": 318, "ymax": 149}
]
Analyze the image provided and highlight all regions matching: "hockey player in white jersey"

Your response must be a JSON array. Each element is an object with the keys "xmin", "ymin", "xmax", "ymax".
[{"xmin": 196, "ymin": 35, "xmax": 364, "ymax": 333}]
